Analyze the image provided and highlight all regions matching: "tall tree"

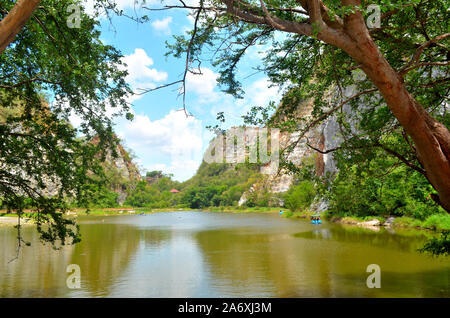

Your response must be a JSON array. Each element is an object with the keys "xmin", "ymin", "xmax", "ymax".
[
  {"xmin": 142, "ymin": 0, "xmax": 450, "ymax": 212},
  {"xmin": 0, "ymin": 0, "xmax": 132, "ymax": 248}
]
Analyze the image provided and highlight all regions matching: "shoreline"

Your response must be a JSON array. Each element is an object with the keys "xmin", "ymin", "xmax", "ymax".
[
  {"xmin": 0, "ymin": 206, "xmax": 280, "ymax": 218},
  {"xmin": 283, "ymin": 211, "xmax": 449, "ymax": 233},
  {"xmin": 0, "ymin": 216, "xmax": 34, "ymax": 226},
  {"xmin": 1, "ymin": 207, "xmax": 448, "ymax": 233}
]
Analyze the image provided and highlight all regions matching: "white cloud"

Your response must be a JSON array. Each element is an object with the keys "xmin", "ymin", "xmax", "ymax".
[
  {"xmin": 123, "ymin": 48, "xmax": 168, "ymax": 84},
  {"xmin": 121, "ymin": 48, "xmax": 168, "ymax": 101},
  {"xmin": 186, "ymin": 67, "xmax": 219, "ymax": 102},
  {"xmin": 118, "ymin": 110, "xmax": 205, "ymax": 181},
  {"xmin": 198, "ymin": 77, "xmax": 282, "ymax": 127},
  {"xmin": 151, "ymin": 16, "xmax": 173, "ymax": 35},
  {"xmin": 122, "ymin": 110, "xmax": 202, "ymax": 156},
  {"xmin": 68, "ymin": 111, "xmax": 83, "ymax": 129},
  {"xmin": 246, "ymin": 77, "xmax": 280, "ymax": 107}
]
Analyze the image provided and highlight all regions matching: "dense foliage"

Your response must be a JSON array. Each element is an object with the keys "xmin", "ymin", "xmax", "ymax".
[
  {"xmin": 419, "ymin": 230, "xmax": 450, "ymax": 256},
  {"xmin": 0, "ymin": 0, "xmax": 131, "ymax": 246},
  {"xmin": 325, "ymin": 151, "xmax": 446, "ymax": 220},
  {"xmin": 180, "ymin": 162, "xmax": 263, "ymax": 208},
  {"xmin": 123, "ymin": 163, "xmax": 262, "ymax": 209},
  {"xmin": 284, "ymin": 180, "xmax": 316, "ymax": 212},
  {"xmin": 125, "ymin": 172, "xmax": 181, "ymax": 208}
]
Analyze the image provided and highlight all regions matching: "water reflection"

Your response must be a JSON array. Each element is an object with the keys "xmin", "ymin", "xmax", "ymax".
[
  {"xmin": 0, "ymin": 212, "xmax": 449, "ymax": 297},
  {"xmin": 0, "ymin": 225, "xmax": 75, "ymax": 297},
  {"xmin": 68, "ymin": 222, "xmax": 143, "ymax": 296},
  {"xmin": 292, "ymin": 226, "xmax": 434, "ymax": 253}
]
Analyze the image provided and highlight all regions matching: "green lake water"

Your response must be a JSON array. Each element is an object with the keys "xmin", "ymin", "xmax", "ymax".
[{"xmin": 1, "ymin": 211, "xmax": 449, "ymax": 297}]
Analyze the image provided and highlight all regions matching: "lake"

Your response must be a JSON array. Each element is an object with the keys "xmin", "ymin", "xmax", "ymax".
[{"xmin": 1, "ymin": 211, "xmax": 449, "ymax": 297}]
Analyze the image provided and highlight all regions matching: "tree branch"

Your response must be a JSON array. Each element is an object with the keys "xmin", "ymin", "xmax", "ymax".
[
  {"xmin": 284, "ymin": 87, "xmax": 378, "ymax": 154},
  {"xmin": 0, "ymin": 0, "xmax": 41, "ymax": 54},
  {"xmin": 399, "ymin": 33, "xmax": 450, "ymax": 75}
]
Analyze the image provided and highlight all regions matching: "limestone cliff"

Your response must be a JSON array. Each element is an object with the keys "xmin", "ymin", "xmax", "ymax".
[
  {"xmin": 234, "ymin": 93, "xmax": 347, "ymax": 208},
  {"xmin": 235, "ymin": 84, "xmax": 366, "ymax": 209},
  {"xmin": 91, "ymin": 136, "xmax": 141, "ymax": 205}
]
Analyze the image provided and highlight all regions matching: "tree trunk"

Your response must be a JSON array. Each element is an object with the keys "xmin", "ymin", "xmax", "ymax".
[
  {"xmin": 353, "ymin": 34, "xmax": 450, "ymax": 212},
  {"xmin": 218, "ymin": 0, "xmax": 450, "ymax": 210},
  {"xmin": 0, "ymin": 0, "xmax": 41, "ymax": 54}
]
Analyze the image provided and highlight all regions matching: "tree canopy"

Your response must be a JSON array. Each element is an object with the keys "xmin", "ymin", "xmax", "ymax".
[
  {"xmin": 142, "ymin": 0, "xmax": 450, "ymax": 212},
  {"xmin": 0, "ymin": 0, "xmax": 132, "ymax": 248}
]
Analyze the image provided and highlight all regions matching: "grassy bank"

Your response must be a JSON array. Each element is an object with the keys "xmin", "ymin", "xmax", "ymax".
[
  {"xmin": 203, "ymin": 206, "xmax": 280, "ymax": 213},
  {"xmin": 281, "ymin": 209, "xmax": 450, "ymax": 232},
  {"xmin": 3, "ymin": 206, "xmax": 449, "ymax": 233},
  {"xmin": 391, "ymin": 215, "xmax": 450, "ymax": 231},
  {"xmin": 76, "ymin": 206, "xmax": 281, "ymax": 215},
  {"xmin": 0, "ymin": 206, "xmax": 280, "ymax": 218}
]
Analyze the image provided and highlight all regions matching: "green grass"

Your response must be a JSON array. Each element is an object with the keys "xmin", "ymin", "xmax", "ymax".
[
  {"xmin": 393, "ymin": 214, "xmax": 450, "ymax": 231},
  {"xmin": 422, "ymin": 214, "xmax": 450, "ymax": 231},
  {"xmin": 393, "ymin": 217, "xmax": 424, "ymax": 228},
  {"xmin": 0, "ymin": 213, "xmax": 16, "ymax": 217},
  {"xmin": 204, "ymin": 206, "xmax": 280, "ymax": 213},
  {"xmin": 3, "ymin": 205, "xmax": 449, "ymax": 233},
  {"xmin": 361, "ymin": 216, "xmax": 386, "ymax": 222}
]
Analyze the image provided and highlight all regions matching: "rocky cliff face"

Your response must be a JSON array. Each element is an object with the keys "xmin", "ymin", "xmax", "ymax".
[
  {"xmin": 2, "ymin": 135, "xmax": 141, "ymax": 205},
  {"xmin": 245, "ymin": 119, "xmax": 340, "ymax": 207},
  {"xmin": 235, "ymin": 90, "xmax": 352, "ymax": 208},
  {"xmin": 109, "ymin": 144, "xmax": 141, "ymax": 205},
  {"xmin": 91, "ymin": 137, "xmax": 141, "ymax": 205},
  {"xmin": 202, "ymin": 118, "xmax": 340, "ymax": 208},
  {"xmin": 235, "ymin": 84, "xmax": 367, "ymax": 209},
  {"xmin": 1, "ymin": 104, "xmax": 140, "ymax": 206}
]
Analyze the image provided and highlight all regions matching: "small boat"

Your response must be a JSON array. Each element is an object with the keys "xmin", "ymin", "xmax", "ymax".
[{"xmin": 311, "ymin": 215, "xmax": 322, "ymax": 224}]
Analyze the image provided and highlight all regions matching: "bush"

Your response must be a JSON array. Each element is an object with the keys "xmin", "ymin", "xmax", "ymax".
[
  {"xmin": 419, "ymin": 231, "xmax": 450, "ymax": 256},
  {"xmin": 78, "ymin": 183, "xmax": 119, "ymax": 208},
  {"xmin": 327, "ymin": 162, "xmax": 444, "ymax": 219},
  {"xmin": 284, "ymin": 180, "xmax": 316, "ymax": 212},
  {"xmin": 422, "ymin": 214, "xmax": 450, "ymax": 231}
]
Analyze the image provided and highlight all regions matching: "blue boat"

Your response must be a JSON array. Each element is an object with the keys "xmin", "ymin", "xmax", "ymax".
[{"xmin": 311, "ymin": 215, "xmax": 322, "ymax": 224}]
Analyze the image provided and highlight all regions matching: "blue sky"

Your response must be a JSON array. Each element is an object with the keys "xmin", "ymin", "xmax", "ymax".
[{"xmin": 78, "ymin": 0, "xmax": 283, "ymax": 181}]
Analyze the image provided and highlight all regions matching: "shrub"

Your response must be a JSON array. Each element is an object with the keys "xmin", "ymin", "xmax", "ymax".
[
  {"xmin": 419, "ymin": 231, "xmax": 450, "ymax": 256},
  {"xmin": 327, "ymin": 162, "xmax": 444, "ymax": 219},
  {"xmin": 422, "ymin": 214, "xmax": 450, "ymax": 231},
  {"xmin": 284, "ymin": 180, "xmax": 316, "ymax": 212}
]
